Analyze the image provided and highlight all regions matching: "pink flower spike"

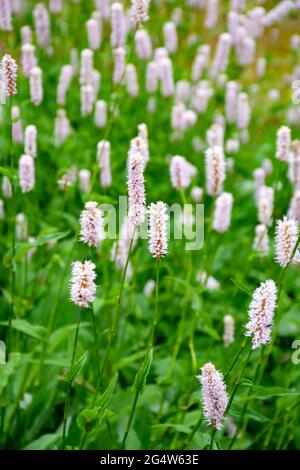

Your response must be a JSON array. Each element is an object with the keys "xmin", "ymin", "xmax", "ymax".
[
  {"xmin": 245, "ymin": 280, "xmax": 277, "ymax": 349},
  {"xmin": 79, "ymin": 201, "xmax": 104, "ymax": 248},
  {"xmin": 148, "ymin": 201, "xmax": 169, "ymax": 260},
  {"xmin": 70, "ymin": 260, "xmax": 97, "ymax": 308},
  {"xmin": 197, "ymin": 362, "xmax": 228, "ymax": 430}
]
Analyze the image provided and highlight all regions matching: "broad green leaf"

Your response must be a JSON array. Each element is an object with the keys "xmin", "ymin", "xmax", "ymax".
[
  {"xmin": 230, "ymin": 403, "xmax": 271, "ymax": 423},
  {"xmin": 0, "ymin": 340, "xmax": 6, "ymax": 364},
  {"xmin": 23, "ymin": 433, "xmax": 60, "ymax": 450},
  {"xmin": 49, "ymin": 322, "xmax": 90, "ymax": 350},
  {"xmin": 230, "ymin": 278, "xmax": 251, "ymax": 295},
  {"xmin": 124, "ymin": 428, "xmax": 142, "ymax": 450},
  {"xmin": 65, "ymin": 351, "xmax": 88, "ymax": 384},
  {"xmin": 0, "ymin": 167, "xmax": 16, "ymax": 179},
  {"xmin": 152, "ymin": 423, "xmax": 191, "ymax": 434},
  {"xmin": 115, "ymin": 349, "xmax": 147, "ymax": 370},
  {"xmin": 191, "ymin": 432, "xmax": 211, "ymax": 450},
  {"xmin": 278, "ymin": 306, "xmax": 300, "ymax": 337},
  {"xmin": 198, "ymin": 324, "xmax": 220, "ymax": 340},
  {"xmin": 240, "ymin": 384, "xmax": 300, "ymax": 401},
  {"xmin": 0, "ymin": 319, "xmax": 47, "ymax": 341},
  {"xmin": 30, "ymin": 352, "xmax": 71, "ymax": 368},
  {"xmin": 0, "ymin": 353, "xmax": 21, "ymax": 395},
  {"xmin": 14, "ymin": 231, "xmax": 71, "ymax": 260},
  {"xmin": 77, "ymin": 372, "xmax": 118, "ymax": 430},
  {"xmin": 23, "ymin": 380, "xmax": 59, "ymax": 443},
  {"xmin": 134, "ymin": 349, "xmax": 153, "ymax": 392}
]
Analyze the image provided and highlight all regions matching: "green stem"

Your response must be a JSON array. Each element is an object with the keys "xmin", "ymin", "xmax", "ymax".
[
  {"xmin": 147, "ymin": 260, "xmax": 160, "ymax": 351},
  {"xmin": 121, "ymin": 389, "xmax": 140, "ymax": 450},
  {"xmin": 228, "ymin": 348, "xmax": 262, "ymax": 450},
  {"xmin": 121, "ymin": 260, "xmax": 160, "ymax": 450},
  {"xmin": 188, "ymin": 313, "xmax": 197, "ymax": 376},
  {"xmin": 182, "ymin": 414, "xmax": 203, "ymax": 449},
  {"xmin": 276, "ymin": 400, "xmax": 300, "ymax": 449},
  {"xmin": 90, "ymin": 247, "xmax": 101, "ymax": 388},
  {"xmin": 6, "ymin": 96, "xmax": 15, "ymax": 356},
  {"xmin": 179, "ymin": 189, "xmax": 187, "ymax": 205},
  {"xmin": 208, "ymin": 428, "xmax": 217, "ymax": 450},
  {"xmin": 224, "ymin": 338, "xmax": 247, "ymax": 381},
  {"xmin": 62, "ymin": 309, "xmax": 81, "ymax": 450},
  {"xmin": 100, "ymin": 229, "xmax": 136, "ymax": 385},
  {"xmin": 201, "ymin": 199, "xmax": 215, "ymax": 277},
  {"xmin": 91, "ymin": 304, "xmax": 101, "ymax": 388},
  {"xmin": 4, "ymin": 361, "xmax": 31, "ymax": 436},
  {"xmin": 226, "ymin": 347, "xmax": 252, "ymax": 417}
]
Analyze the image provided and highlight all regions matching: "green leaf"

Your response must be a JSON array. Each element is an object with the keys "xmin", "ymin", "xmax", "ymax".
[
  {"xmin": 0, "ymin": 167, "xmax": 15, "ymax": 178},
  {"xmin": 0, "ymin": 353, "xmax": 21, "ymax": 395},
  {"xmin": 230, "ymin": 278, "xmax": 251, "ymax": 295},
  {"xmin": 31, "ymin": 352, "xmax": 71, "ymax": 368},
  {"xmin": 134, "ymin": 349, "xmax": 153, "ymax": 392},
  {"xmin": 49, "ymin": 322, "xmax": 90, "ymax": 350},
  {"xmin": 240, "ymin": 384, "xmax": 300, "ymax": 401},
  {"xmin": 230, "ymin": 403, "xmax": 271, "ymax": 423},
  {"xmin": 23, "ymin": 433, "xmax": 60, "ymax": 450},
  {"xmin": 191, "ymin": 432, "xmax": 211, "ymax": 450},
  {"xmin": 152, "ymin": 423, "xmax": 191, "ymax": 434},
  {"xmin": 14, "ymin": 231, "xmax": 71, "ymax": 261},
  {"xmin": 0, "ymin": 340, "xmax": 6, "ymax": 364},
  {"xmin": 124, "ymin": 428, "xmax": 142, "ymax": 450},
  {"xmin": 77, "ymin": 372, "xmax": 118, "ymax": 430},
  {"xmin": 65, "ymin": 351, "xmax": 88, "ymax": 384},
  {"xmin": 0, "ymin": 319, "xmax": 47, "ymax": 342},
  {"xmin": 115, "ymin": 349, "xmax": 147, "ymax": 370},
  {"xmin": 198, "ymin": 324, "xmax": 220, "ymax": 340},
  {"xmin": 278, "ymin": 306, "xmax": 300, "ymax": 337}
]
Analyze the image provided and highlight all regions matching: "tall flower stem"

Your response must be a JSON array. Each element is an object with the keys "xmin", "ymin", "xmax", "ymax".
[
  {"xmin": 201, "ymin": 199, "xmax": 215, "ymax": 277},
  {"xmin": 91, "ymin": 304, "xmax": 101, "ymax": 387},
  {"xmin": 90, "ymin": 247, "xmax": 101, "ymax": 388},
  {"xmin": 1, "ymin": 96, "xmax": 14, "ymax": 436},
  {"xmin": 228, "ymin": 347, "xmax": 263, "ymax": 450},
  {"xmin": 121, "ymin": 260, "xmax": 160, "ymax": 450},
  {"xmin": 226, "ymin": 347, "xmax": 252, "ymax": 415},
  {"xmin": 208, "ymin": 428, "xmax": 217, "ymax": 450},
  {"xmin": 147, "ymin": 260, "xmax": 160, "ymax": 351},
  {"xmin": 78, "ymin": 326, "xmax": 105, "ymax": 452},
  {"xmin": 6, "ymin": 96, "xmax": 15, "ymax": 356},
  {"xmin": 262, "ymin": 360, "xmax": 298, "ymax": 449},
  {"xmin": 275, "ymin": 399, "xmax": 300, "ymax": 449},
  {"xmin": 62, "ymin": 309, "xmax": 81, "ymax": 450},
  {"xmin": 182, "ymin": 414, "xmax": 203, "ymax": 450},
  {"xmin": 100, "ymin": 230, "xmax": 136, "ymax": 385},
  {"xmin": 179, "ymin": 189, "xmax": 197, "ymax": 373},
  {"xmin": 224, "ymin": 338, "xmax": 247, "ymax": 381},
  {"xmin": 121, "ymin": 389, "xmax": 139, "ymax": 450}
]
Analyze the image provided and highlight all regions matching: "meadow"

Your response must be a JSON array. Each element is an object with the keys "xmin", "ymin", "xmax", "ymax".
[{"xmin": 1, "ymin": 0, "xmax": 300, "ymax": 451}]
